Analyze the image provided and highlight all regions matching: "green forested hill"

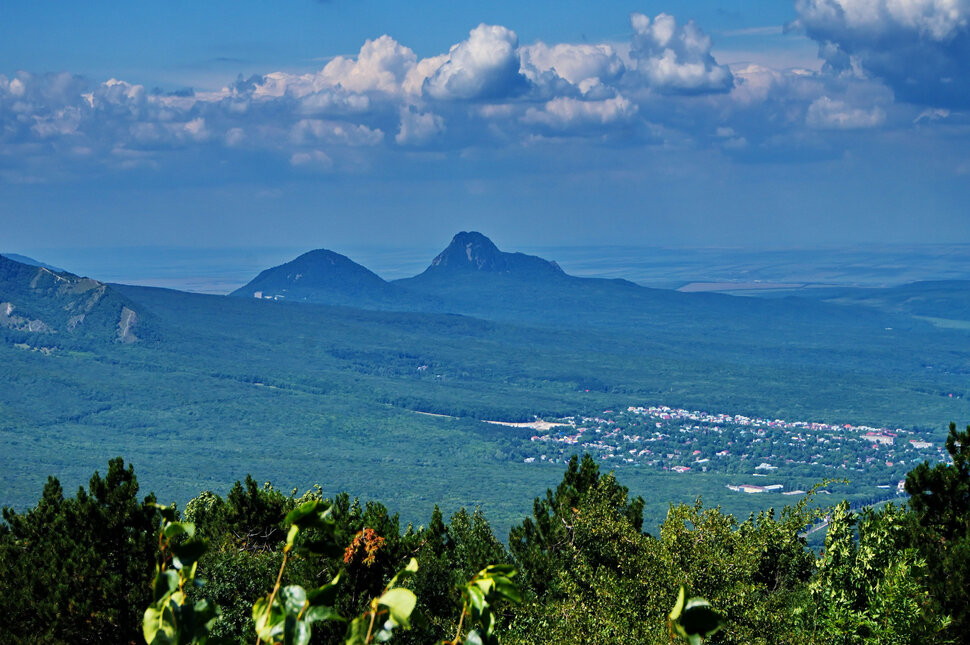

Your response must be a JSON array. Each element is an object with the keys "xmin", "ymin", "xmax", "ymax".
[
  {"xmin": 2, "ymin": 259, "xmax": 969, "ymax": 539},
  {"xmin": 228, "ymin": 248, "xmax": 411, "ymax": 307},
  {"xmin": 0, "ymin": 254, "xmax": 150, "ymax": 346}
]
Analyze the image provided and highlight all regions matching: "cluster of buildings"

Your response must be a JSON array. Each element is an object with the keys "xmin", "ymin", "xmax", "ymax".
[{"xmin": 519, "ymin": 403, "xmax": 949, "ymax": 496}]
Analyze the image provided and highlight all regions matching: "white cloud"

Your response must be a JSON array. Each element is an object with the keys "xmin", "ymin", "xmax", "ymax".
[
  {"xmin": 423, "ymin": 24, "xmax": 528, "ymax": 100},
  {"xmin": 403, "ymin": 55, "xmax": 448, "ymax": 96},
  {"xmin": 292, "ymin": 119, "xmax": 384, "ymax": 146},
  {"xmin": 225, "ymin": 127, "xmax": 245, "ymax": 146},
  {"xmin": 630, "ymin": 13, "xmax": 734, "ymax": 93},
  {"xmin": 795, "ymin": 0, "xmax": 969, "ymax": 41},
  {"xmin": 1, "ymin": 7, "xmax": 960, "ymax": 180},
  {"xmin": 8, "ymin": 77, "xmax": 26, "ymax": 97},
  {"xmin": 254, "ymin": 37, "xmax": 418, "ymax": 100},
  {"xmin": 795, "ymin": 0, "xmax": 970, "ymax": 107},
  {"xmin": 914, "ymin": 107, "xmax": 951, "ymax": 122},
  {"xmin": 31, "ymin": 106, "xmax": 82, "ymax": 137},
  {"xmin": 183, "ymin": 117, "xmax": 209, "ymax": 141},
  {"xmin": 522, "ymin": 95, "xmax": 637, "ymax": 130},
  {"xmin": 290, "ymin": 149, "xmax": 333, "ymax": 168},
  {"xmin": 520, "ymin": 42, "xmax": 625, "ymax": 86},
  {"xmin": 395, "ymin": 108, "xmax": 446, "ymax": 145},
  {"xmin": 806, "ymin": 96, "xmax": 886, "ymax": 128},
  {"xmin": 297, "ymin": 90, "xmax": 371, "ymax": 115},
  {"xmin": 317, "ymin": 35, "xmax": 417, "ymax": 94}
]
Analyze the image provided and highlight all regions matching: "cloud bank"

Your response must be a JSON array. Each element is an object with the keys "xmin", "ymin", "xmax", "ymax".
[
  {"xmin": 1, "ymin": 6, "xmax": 966, "ymax": 183},
  {"xmin": 794, "ymin": 0, "xmax": 970, "ymax": 106}
]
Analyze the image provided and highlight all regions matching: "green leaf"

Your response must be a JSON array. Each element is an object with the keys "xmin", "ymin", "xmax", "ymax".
[
  {"xmin": 387, "ymin": 557, "xmax": 419, "ymax": 588},
  {"xmin": 344, "ymin": 615, "xmax": 370, "ymax": 645},
  {"xmin": 252, "ymin": 596, "xmax": 285, "ymax": 641},
  {"xmin": 284, "ymin": 614, "xmax": 311, "ymax": 645},
  {"xmin": 464, "ymin": 630, "xmax": 484, "ymax": 645},
  {"xmin": 297, "ymin": 536, "xmax": 342, "ymax": 558},
  {"xmin": 492, "ymin": 577, "xmax": 522, "ymax": 604},
  {"xmin": 465, "ymin": 584, "xmax": 485, "ymax": 617},
  {"xmin": 669, "ymin": 585, "xmax": 686, "ymax": 622},
  {"xmin": 171, "ymin": 537, "xmax": 207, "ymax": 570},
  {"xmin": 307, "ymin": 573, "xmax": 341, "ymax": 607},
  {"xmin": 281, "ymin": 585, "xmax": 308, "ymax": 616},
  {"xmin": 286, "ymin": 524, "xmax": 300, "ymax": 548},
  {"xmin": 285, "ymin": 499, "xmax": 321, "ymax": 525},
  {"xmin": 285, "ymin": 500, "xmax": 333, "ymax": 532},
  {"xmin": 679, "ymin": 599, "xmax": 725, "ymax": 639},
  {"xmin": 162, "ymin": 521, "xmax": 195, "ymax": 539},
  {"xmin": 481, "ymin": 564, "xmax": 515, "ymax": 577},
  {"xmin": 305, "ymin": 605, "xmax": 343, "ymax": 624},
  {"xmin": 378, "ymin": 588, "xmax": 417, "ymax": 627},
  {"xmin": 152, "ymin": 503, "xmax": 178, "ymax": 523},
  {"xmin": 143, "ymin": 604, "xmax": 177, "ymax": 645},
  {"xmin": 192, "ymin": 598, "xmax": 221, "ymax": 632},
  {"xmin": 473, "ymin": 578, "xmax": 495, "ymax": 596},
  {"xmin": 403, "ymin": 557, "xmax": 419, "ymax": 574},
  {"xmin": 152, "ymin": 569, "xmax": 179, "ymax": 603}
]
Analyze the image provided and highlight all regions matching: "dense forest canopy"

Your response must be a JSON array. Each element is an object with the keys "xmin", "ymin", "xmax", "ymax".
[{"xmin": 2, "ymin": 422, "xmax": 968, "ymax": 643}]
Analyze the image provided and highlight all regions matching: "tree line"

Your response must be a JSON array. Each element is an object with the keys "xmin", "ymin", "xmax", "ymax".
[{"xmin": 1, "ymin": 422, "xmax": 968, "ymax": 643}]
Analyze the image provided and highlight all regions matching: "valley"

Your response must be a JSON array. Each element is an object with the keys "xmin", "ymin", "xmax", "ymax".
[{"xmin": 2, "ymin": 235, "xmax": 969, "ymax": 538}]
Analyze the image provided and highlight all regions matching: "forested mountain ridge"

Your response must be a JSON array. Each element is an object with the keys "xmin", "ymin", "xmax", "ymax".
[
  {"xmin": 0, "ymin": 254, "xmax": 146, "ymax": 345},
  {"xmin": 229, "ymin": 248, "xmax": 407, "ymax": 307},
  {"xmin": 234, "ymin": 233, "xmax": 933, "ymax": 337},
  {"xmin": 2, "ymin": 239, "xmax": 969, "ymax": 561}
]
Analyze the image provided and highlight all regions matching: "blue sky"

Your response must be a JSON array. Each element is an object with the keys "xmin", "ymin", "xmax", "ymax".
[{"xmin": 1, "ymin": 0, "xmax": 968, "ymax": 254}]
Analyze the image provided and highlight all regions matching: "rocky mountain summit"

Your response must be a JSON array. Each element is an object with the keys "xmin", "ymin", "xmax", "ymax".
[{"xmin": 420, "ymin": 231, "xmax": 565, "ymax": 277}]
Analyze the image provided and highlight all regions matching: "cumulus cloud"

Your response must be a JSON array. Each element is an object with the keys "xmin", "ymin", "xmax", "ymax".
[
  {"xmin": 291, "ymin": 119, "xmax": 384, "ymax": 146},
  {"xmin": 290, "ymin": 149, "xmax": 333, "ymax": 168},
  {"xmin": 423, "ymin": 24, "xmax": 529, "ymax": 100},
  {"xmin": 520, "ymin": 42, "xmax": 625, "ymax": 86},
  {"xmin": 522, "ymin": 95, "xmax": 637, "ymax": 130},
  {"xmin": 795, "ymin": 0, "xmax": 968, "ymax": 41},
  {"xmin": 316, "ymin": 35, "xmax": 417, "ymax": 94},
  {"xmin": 629, "ymin": 13, "xmax": 734, "ymax": 94},
  {"xmin": 395, "ymin": 108, "xmax": 445, "ymax": 145},
  {"xmin": 794, "ymin": 0, "xmax": 970, "ymax": 107},
  {"xmin": 1, "ymin": 7, "xmax": 960, "ymax": 180},
  {"xmin": 806, "ymin": 96, "xmax": 887, "ymax": 128}
]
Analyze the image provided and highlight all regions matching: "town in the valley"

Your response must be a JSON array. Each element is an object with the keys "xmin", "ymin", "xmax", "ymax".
[{"xmin": 508, "ymin": 404, "xmax": 949, "ymax": 497}]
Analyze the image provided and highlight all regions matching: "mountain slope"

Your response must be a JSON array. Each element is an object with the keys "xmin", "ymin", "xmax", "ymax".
[
  {"xmin": 414, "ymin": 231, "xmax": 567, "ymax": 279},
  {"xmin": 229, "ymin": 248, "xmax": 407, "ymax": 307},
  {"xmin": 0, "ymin": 253, "xmax": 66, "ymax": 273},
  {"xmin": 392, "ymin": 233, "xmax": 920, "ymax": 340},
  {"xmin": 0, "ymin": 254, "xmax": 145, "ymax": 346}
]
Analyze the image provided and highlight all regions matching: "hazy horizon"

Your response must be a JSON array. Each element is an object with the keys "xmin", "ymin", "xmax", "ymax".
[{"xmin": 7, "ymin": 240, "xmax": 970, "ymax": 294}]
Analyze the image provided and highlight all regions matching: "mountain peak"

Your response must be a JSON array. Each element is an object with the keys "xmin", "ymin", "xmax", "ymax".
[
  {"xmin": 424, "ymin": 232, "xmax": 564, "ymax": 277},
  {"xmin": 431, "ymin": 232, "xmax": 505, "ymax": 272},
  {"xmin": 230, "ymin": 247, "xmax": 396, "ymax": 303}
]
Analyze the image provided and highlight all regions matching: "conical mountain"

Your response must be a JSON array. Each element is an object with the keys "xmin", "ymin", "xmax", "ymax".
[
  {"xmin": 230, "ymin": 248, "xmax": 399, "ymax": 305},
  {"xmin": 0, "ymin": 254, "xmax": 144, "ymax": 345},
  {"xmin": 414, "ymin": 231, "xmax": 566, "ymax": 279}
]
